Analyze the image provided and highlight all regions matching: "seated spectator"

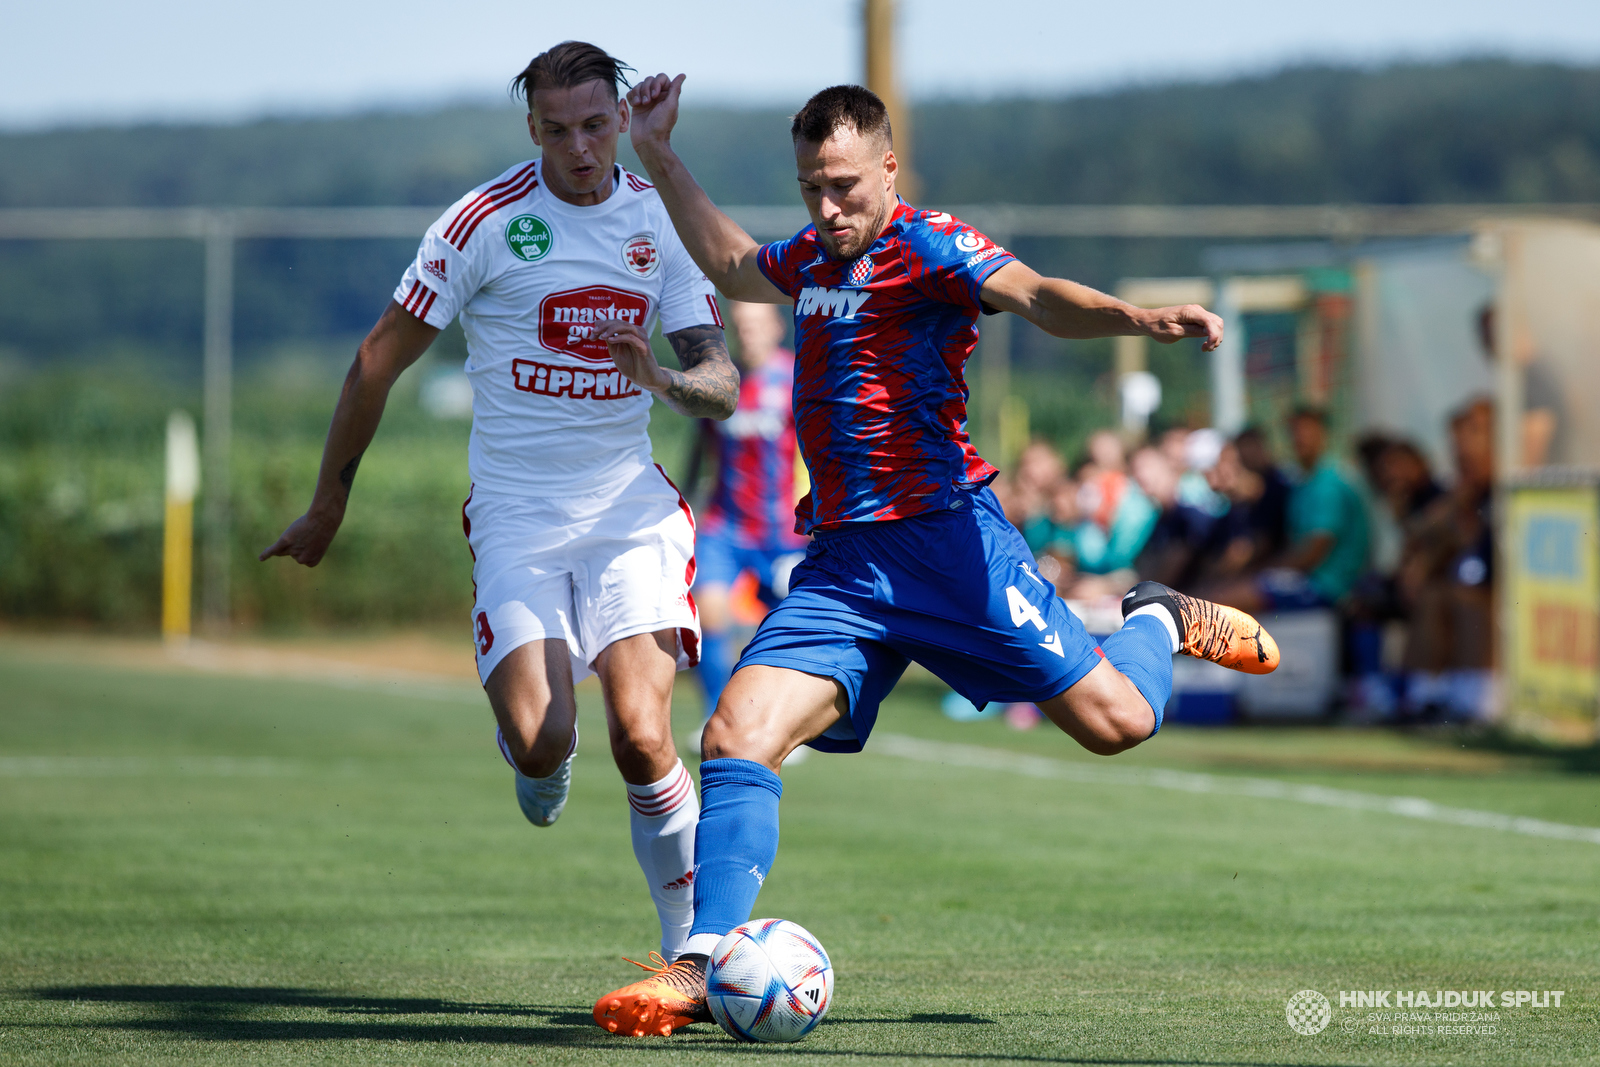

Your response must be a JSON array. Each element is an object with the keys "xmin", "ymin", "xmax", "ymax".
[
  {"xmin": 1130, "ymin": 446, "xmax": 1218, "ymax": 590},
  {"xmin": 1075, "ymin": 429, "xmax": 1129, "ymax": 533},
  {"xmin": 1158, "ymin": 426, "xmax": 1229, "ymax": 516},
  {"xmin": 1396, "ymin": 397, "xmax": 1495, "ymax": 720},
  {"xmin": 1011, "ymin": 438, "xmax": 1065, "ymax": 544},
  {"xmin": 1071, "ymin": 433, "xmax": 1157, "ymax": 577},
  {"xmin": 1377, "ymin": 439, "xmax": 1444, "ymax": 527},
  {"xmin": 1199, "ymin": 441, "xmax": 1272, "ymax": 579},
  {"xmin": 1345, "ymin": 434, "xmax": 1445, "ymax": 716},
  {"xmin": 1233, "ymin": 425, "xmax": 1291, "ymax": 558},
  {"xmin": 1204, "ymin": 406, "xmax": 1369, "ymax": 612}
]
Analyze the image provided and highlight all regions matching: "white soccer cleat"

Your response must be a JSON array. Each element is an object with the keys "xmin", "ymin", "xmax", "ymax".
[
  {"xmin": 500, "ymin": 726, "xmax": 576, "ymax": 828},
  {"xmin": 515, "ymin": 753, "xmax": 572, "ymax": 827}
]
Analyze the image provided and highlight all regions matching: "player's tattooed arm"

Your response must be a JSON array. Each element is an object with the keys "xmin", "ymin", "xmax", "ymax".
[
  {"xmin": 662, "ymin": 325, "xmax": 739, "ymax": 420},
  {"xmin": 595, "ymin": 319, "xmax": 738, "ymax": 420},
  {"xmin": 337, "ymin": 452, "xmax": 363, "ymax": 494}
]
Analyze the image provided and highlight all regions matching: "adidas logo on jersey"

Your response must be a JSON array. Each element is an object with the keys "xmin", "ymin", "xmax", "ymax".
[
  {"xmin": 510, "ymin": 358, "xmax": 642, "ymax": 401},
  {"xmin": 795, "ymin": 286, "xmax": 870, "ymax": 320},
  {"xmin": 423, "ymin": 258, "xmax": 447, "ymax": 283}
]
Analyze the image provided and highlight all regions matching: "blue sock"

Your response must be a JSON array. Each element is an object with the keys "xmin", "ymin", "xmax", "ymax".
[
  {"xmin": 1101, "ymin": 614, "xmax": 1174, "ymax": 735},
  {"xmin": 688, "ymin": 758, "xmax": 782, "ymax": 942},
  {"xmin": 697, "ymin": 629, "xmax": 734, "ymax": 717}
]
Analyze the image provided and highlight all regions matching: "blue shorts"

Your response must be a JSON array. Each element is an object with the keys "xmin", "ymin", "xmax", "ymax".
[
  {"xmin": 697, "ymin": 535, "xmax": 807, "ymax": 606},
  {"xmin": 734, "ymin": 486, "xmax": 1104, "ymax": 753}
]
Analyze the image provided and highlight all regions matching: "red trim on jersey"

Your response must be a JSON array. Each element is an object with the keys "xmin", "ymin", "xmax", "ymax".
[
  {"xmin": 652, "ymin": 463, "xmax": 701, "ymax": 668},
  {"xmin": 444, "ymin": 161, "xmax": 540, "ymax": 250},
  {"xmin": 625, "ymin": 173, "xmax": 654, "ymax": 191},
  {"xmin": 443, "ymin": 160, "xmax": 537, "ymax": 244},
  {"xmin": 704, "ymin": 294, "xmax": 724, "ymax": 328},
  {"xmin": 402, "ymin": 279, "xmax": 436, "ymax": 320}
]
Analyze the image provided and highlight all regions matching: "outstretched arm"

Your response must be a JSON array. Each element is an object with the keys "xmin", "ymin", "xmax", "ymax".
[
  {"xmin": 259, "ymin": 302, "xmax": 439, "ymax": 566},
  {"xmin": 628, "ymin": 73, "xmax": 787, "ymax": 305},
  {"xmin": 980, "ymin": 260, "xmax": 1224, "ymax": 351},
  {"xmin": 595, "ymin": 319, "xmax": 739, "ymax": 420}
]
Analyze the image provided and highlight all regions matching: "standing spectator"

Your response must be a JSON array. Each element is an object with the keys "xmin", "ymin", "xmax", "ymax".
[{"xmin": 684, "ymin": 301, "xmax": 807, "ymax": 716}]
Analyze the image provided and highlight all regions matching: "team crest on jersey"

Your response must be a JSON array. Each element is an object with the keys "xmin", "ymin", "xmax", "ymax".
[
  {"xmin": 846, "ymin": 255, "xmax": 873, "ymax": 287},
  {"xmin": 621, "ymin": 232, "xmax": 660, "ymax": 278},
  {"xmin": 539, "ymin": 285, "xmax": 651, "ymax": 362},
  {"xmin": 505, "ymin": 214, "xmax": 553, "ymax": 262}
]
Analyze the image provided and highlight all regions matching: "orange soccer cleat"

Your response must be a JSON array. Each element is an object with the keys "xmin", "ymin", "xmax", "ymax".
[
  {"xmin": 1121, "ymin": 581, "xmax": 1279, "ymax": 675},
  {"xmin": 593, "ymin": 952, "xmax": 711, "ymax": 1037}
]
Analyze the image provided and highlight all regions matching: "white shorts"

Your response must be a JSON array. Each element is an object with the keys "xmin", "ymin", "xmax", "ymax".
[{"xmin": 463, "ymin": 463, "xmax": 700, "ymax": 685}]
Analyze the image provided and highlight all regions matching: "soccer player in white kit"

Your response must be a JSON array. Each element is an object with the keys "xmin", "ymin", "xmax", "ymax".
[{"xmin": 260, "ymin": 42, "xmax": 738, "ymax": 962}]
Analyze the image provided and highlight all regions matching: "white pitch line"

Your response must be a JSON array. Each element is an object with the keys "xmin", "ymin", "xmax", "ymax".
[{"xmin": 873, "ymin": 733, "xmax": 1600, "ymax": 847}]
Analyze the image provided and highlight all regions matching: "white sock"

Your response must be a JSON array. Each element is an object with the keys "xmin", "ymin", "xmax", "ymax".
[
  {"xmin": 1127, "ymin": 603, "xmax": 1181, "ymax": 654},
  {"xmin": 627, "ymin": 759, "xmax": 698, "ymax": 960}
]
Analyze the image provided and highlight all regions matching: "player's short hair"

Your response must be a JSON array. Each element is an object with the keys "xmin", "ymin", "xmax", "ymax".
[
  {"xmin": 791, "ymin": 85, "xmax": 893, "ymax": 149},
  {"xmin": 511, "ymin": 41, "xmax": 634, "ymax": 107}
]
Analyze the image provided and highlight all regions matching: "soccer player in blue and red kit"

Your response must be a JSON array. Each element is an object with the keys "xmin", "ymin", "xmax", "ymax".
[
  {"xmin": 592, "ymin": 77, "xmax": 1282, "ymax": 1037},
  {"xmin": 685, "ymin": 301, "xmax": 809, "ymax": 716}
]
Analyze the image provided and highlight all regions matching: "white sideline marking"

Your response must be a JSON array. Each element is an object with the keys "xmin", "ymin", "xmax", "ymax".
[
  {"xmin": 874, "ymin": 733, "xmax": 1600, "ymax": 847},
  {"xmin": 0, "ymin": 756, "xmax": 322, "ymax": 777}
]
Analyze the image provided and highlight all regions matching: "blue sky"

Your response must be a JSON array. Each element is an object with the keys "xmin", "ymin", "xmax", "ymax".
[{"xmin": 7, "ymin": 0, "xmax": 1600, "ymax": 128}]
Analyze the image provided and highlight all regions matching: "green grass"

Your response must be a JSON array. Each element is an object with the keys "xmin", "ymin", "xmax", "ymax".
[{"xmin": 2, "ymin": 643, "xmax": 1598, "ymax": 1065}]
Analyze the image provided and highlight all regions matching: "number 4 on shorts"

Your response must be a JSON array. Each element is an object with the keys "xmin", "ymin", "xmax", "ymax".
[{"xmin": 1006, "ymin": 585, "xmax": 1048, "ymax": 632}]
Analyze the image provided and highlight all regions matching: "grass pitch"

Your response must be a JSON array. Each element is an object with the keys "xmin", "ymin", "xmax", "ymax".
[{"xmin": 1, "ymin": 638, "xmax": 1597, "ymax": 1065}]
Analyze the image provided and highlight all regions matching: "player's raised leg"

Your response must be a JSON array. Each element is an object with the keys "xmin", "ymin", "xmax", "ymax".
[
  {"xmin": 594, "ymin": 630, "xmax": 700, "ymax": 964},
  {"xmin": 1036, "ymin": 580, "xmax": 1281, "ymax": 753},
  {"xmin": 593, "ymin": 664, "xmax": 840, "ymax": 1037}
]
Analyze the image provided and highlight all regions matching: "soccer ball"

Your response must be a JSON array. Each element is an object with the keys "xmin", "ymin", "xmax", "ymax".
[{"xmin": 706, "ymin": 918, "xmax": 833, "ymax": 1042}]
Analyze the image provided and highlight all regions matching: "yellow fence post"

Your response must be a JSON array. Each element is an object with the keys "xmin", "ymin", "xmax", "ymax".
[{"xmin": 162, "ymin": 412, "xmax": 200, "ymax": 642}]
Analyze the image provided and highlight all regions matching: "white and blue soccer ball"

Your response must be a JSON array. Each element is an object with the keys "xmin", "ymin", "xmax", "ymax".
[{"xmin": 706, "ymin": 918, "xmax": 833, "ymax": 1042}]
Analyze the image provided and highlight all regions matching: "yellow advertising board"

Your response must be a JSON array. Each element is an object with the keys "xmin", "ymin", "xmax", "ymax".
[{"xmin": 1505, "ymin": 486, "xmax": 1600, "ymax": 720}]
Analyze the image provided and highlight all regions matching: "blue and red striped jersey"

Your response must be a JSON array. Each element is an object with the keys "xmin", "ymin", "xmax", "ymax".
[
  {"xmin": 757, "ymin": 201, "xmax": 1016, "ymax": 534},
  {"xmin": 699, "ymin": 349, "xmax": 808, "ymax": 550}
]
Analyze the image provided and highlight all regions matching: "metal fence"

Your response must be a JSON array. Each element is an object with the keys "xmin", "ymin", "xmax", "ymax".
[{"xmin": 5, "ymin": 201, "xmax": 1598, "ymax": 627}]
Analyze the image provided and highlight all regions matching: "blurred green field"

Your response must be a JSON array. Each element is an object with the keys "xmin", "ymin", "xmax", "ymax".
[
  {"xmin": 0, "ymin": 345, "xmax": 1141, "ymax": 633},
  {"xmin": 1, "ymin": 637, "xmax": 1597, "ymax": 1065}
]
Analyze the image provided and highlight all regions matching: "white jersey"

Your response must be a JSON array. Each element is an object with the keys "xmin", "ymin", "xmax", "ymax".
[{"xmin": 394, "ymin": 160, "xmax": 722, "ymax": 497}]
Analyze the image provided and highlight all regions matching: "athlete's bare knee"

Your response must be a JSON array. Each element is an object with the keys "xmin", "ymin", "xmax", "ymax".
[
  {"xmin": 502, "ymin": 721, "xmax": 573, "ymax": 778},
  {"xmin": 608, "ymin": 711, "xmax": 674, "ymax": 766},
  {"xmin": 699, "ymin": 705, "xmax": 773, "ymax": 764},
  {"xmin": 1079, "ymin": 701, "xmax": 1151, "ymax": 756},
  {"xmin": 1042, "ymin": 661, "xmax": 1156, "ymax": 757}
]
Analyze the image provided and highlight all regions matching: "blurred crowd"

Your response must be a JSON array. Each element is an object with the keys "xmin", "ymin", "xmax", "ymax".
[{"xmin": 992, "ymin": 396, "xmax": 1498, "ymax": 722}]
